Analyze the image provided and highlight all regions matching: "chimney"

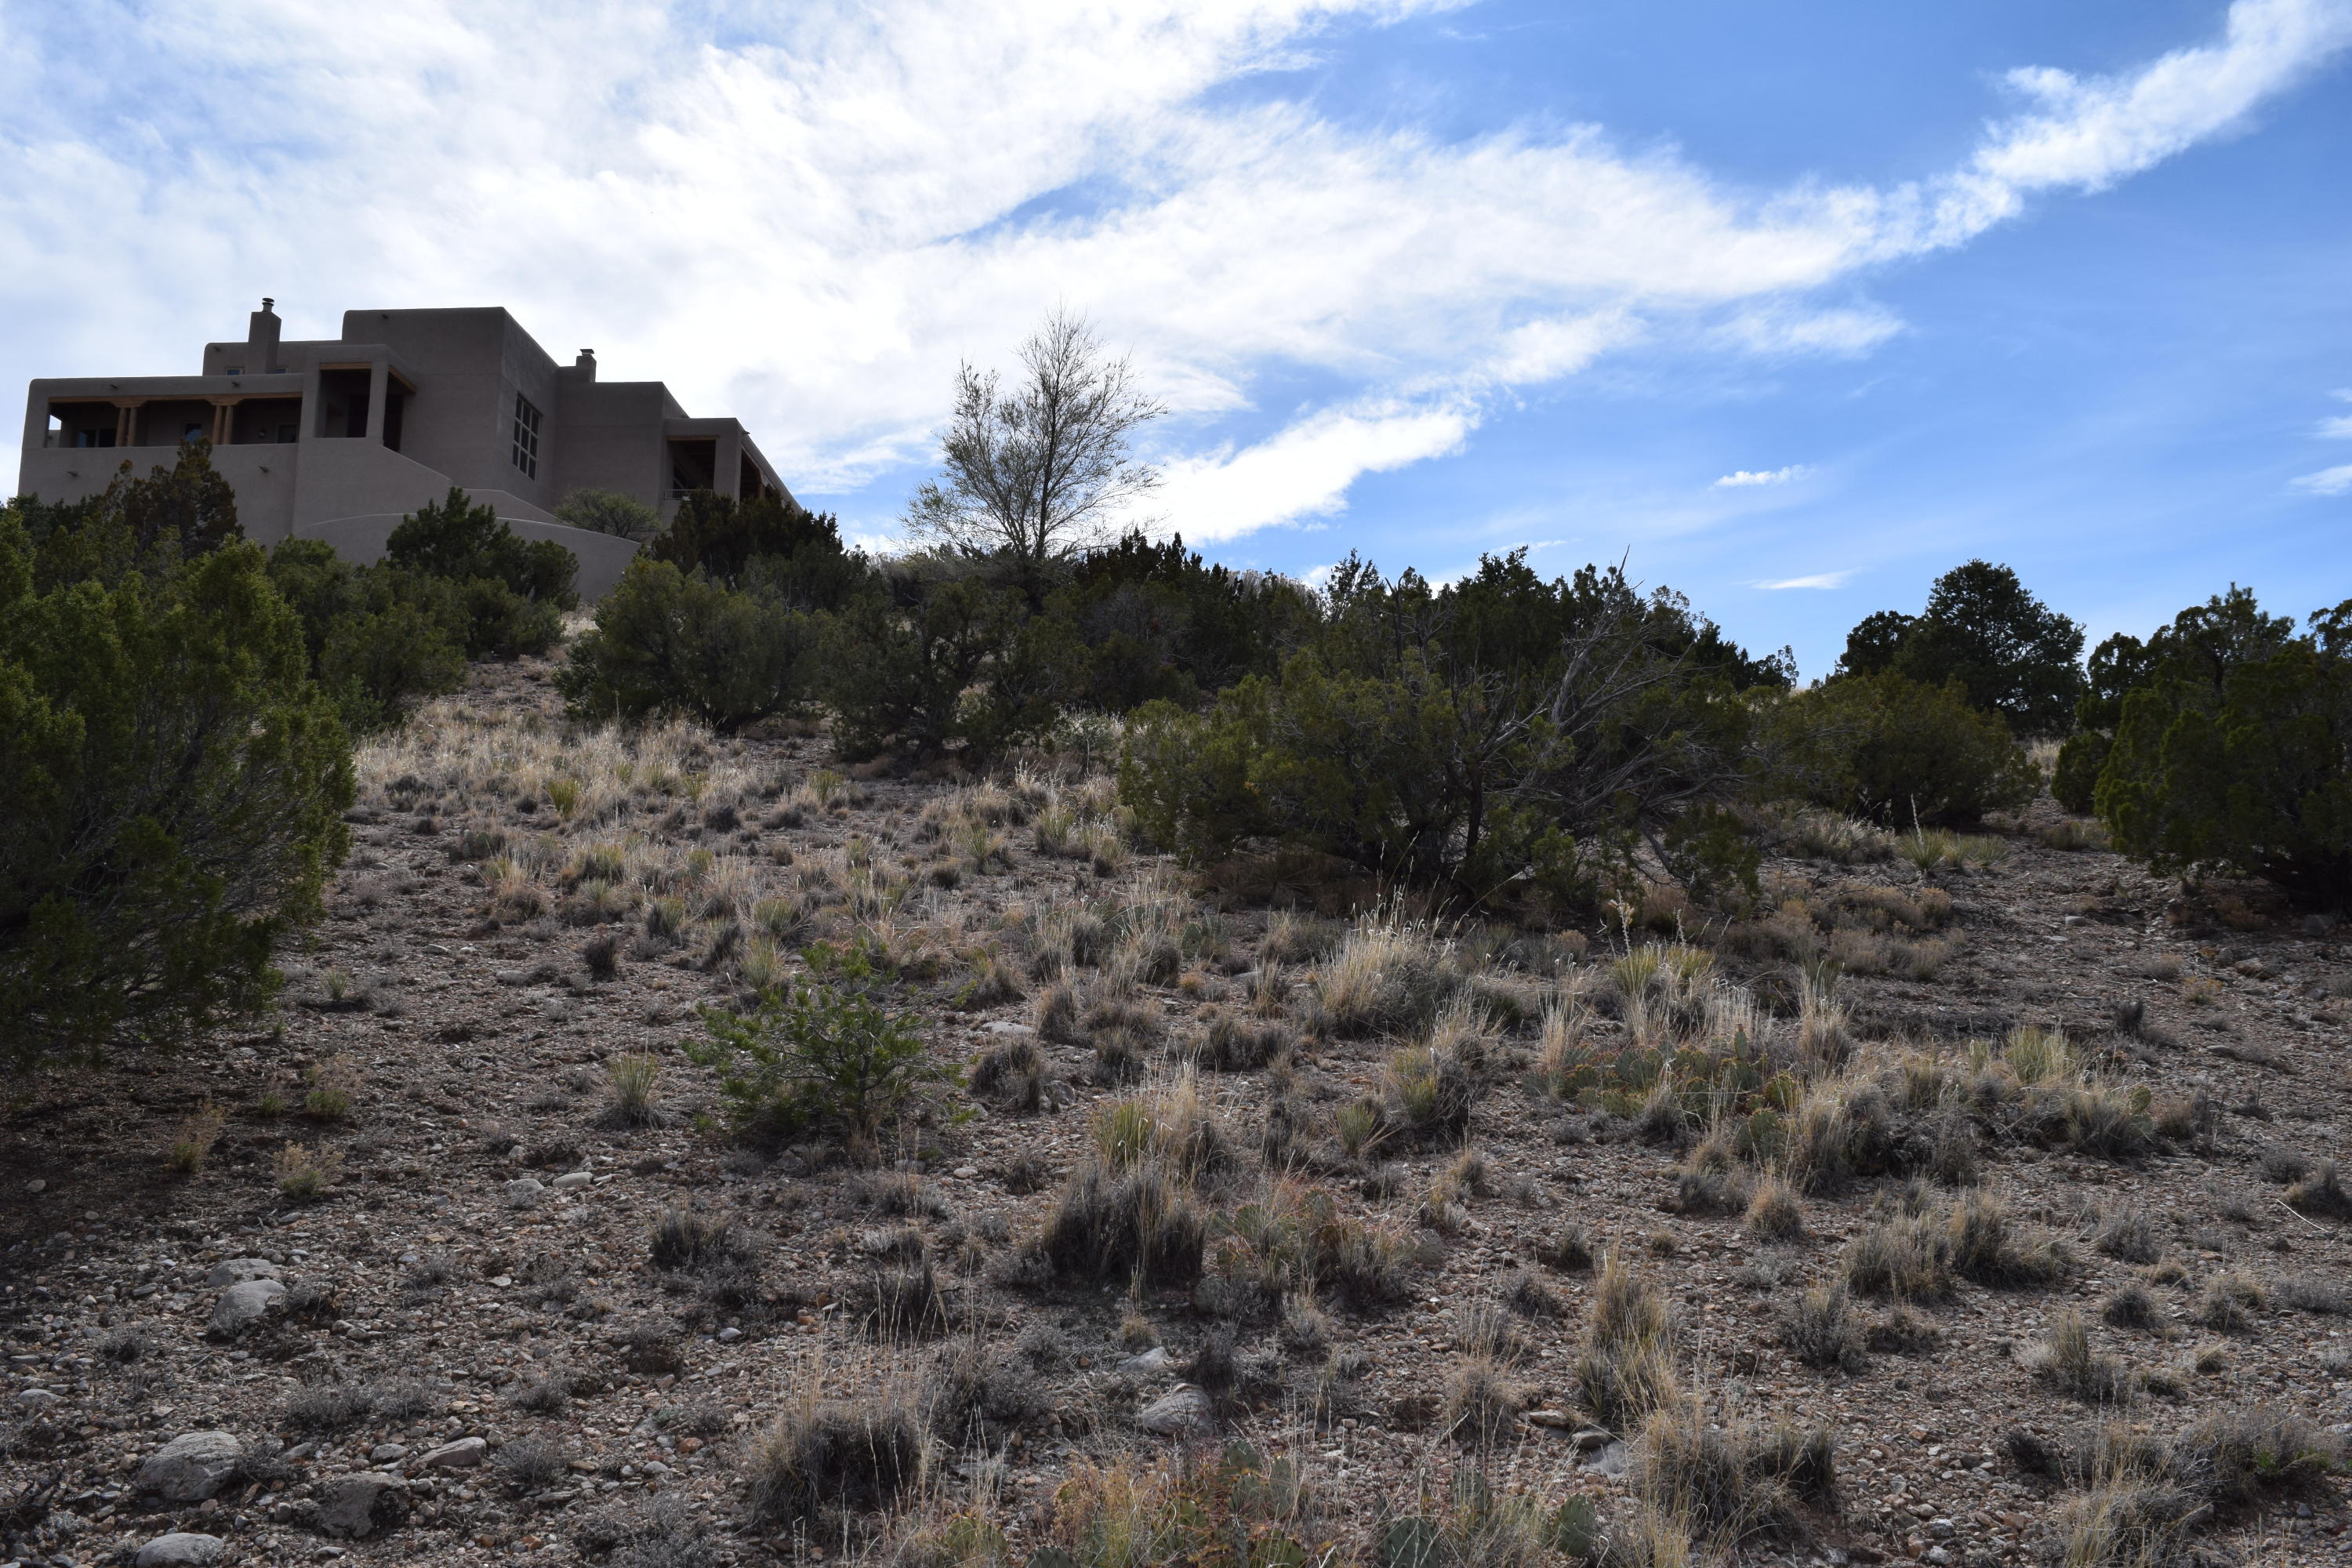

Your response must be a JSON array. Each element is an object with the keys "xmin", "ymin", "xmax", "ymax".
[
  {"xmin": 248, "ymin": 298, "xmax": 282, "ymax": 373},
  {"xmin": 575, "ymin": 348, "xmax": 597, "ymax": 382}
]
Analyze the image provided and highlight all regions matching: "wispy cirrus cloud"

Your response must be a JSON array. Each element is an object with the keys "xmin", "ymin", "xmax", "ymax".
[
  {"xmin": 2292, "ymin": 465, "xmax": 2352, "ymax": 496},
  {"xmin": 1714, "ymin": 466, "xmax": 1812, "ymax": 489},
  {"xmin": 1757, "ymin": 571, "xmax": 1853, "ymax": 590},
  {"xmin": 0, "ymin": 0, "xmax": 2345, "ymax": 545}
]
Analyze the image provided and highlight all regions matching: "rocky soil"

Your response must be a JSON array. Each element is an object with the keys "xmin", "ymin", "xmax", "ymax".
[{"xmin": 3, "ymin": 655, "xmax": 2348, "ymax": 1567}]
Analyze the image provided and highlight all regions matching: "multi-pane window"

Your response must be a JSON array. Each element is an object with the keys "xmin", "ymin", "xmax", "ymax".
[{"xmin": 511, "ymin": 393, "xmax": 542, "ymax": 478}]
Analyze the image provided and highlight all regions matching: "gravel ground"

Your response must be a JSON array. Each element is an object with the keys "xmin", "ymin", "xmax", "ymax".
[{"xmin": 3, "ymin": 655, "xmax": 2348, "ymax": 1567}]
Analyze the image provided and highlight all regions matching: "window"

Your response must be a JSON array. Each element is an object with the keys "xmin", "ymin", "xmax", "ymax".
[{"xmin": 511, "ymin": 393, "xmax": 542, "ymax": 479}]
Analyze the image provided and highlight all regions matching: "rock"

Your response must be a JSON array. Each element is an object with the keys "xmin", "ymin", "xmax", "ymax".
[
  {"xmin": 209, "ymin": 1277, "xmax": 287, "ymax": 1338},
  {"xmin": 368, "ymin": 1443, "xmax": 410, "ymax": 1463},
  {"xmin": 135, "ymin": 1532, "xmax": 226, "ymax": 1566},
  {"xmin": 1524, "ymin": 1408, "xmax": 1573, "ymax": 1429},
  {"xmin": 1118, "ymin": 1346, "xmax": 1175, "ymax": 1375},
  {"xmin": 717, "ymin": 1326, "xmax": 743, "ymax": 1343},
  {"xmin": 552, "ymin": 1171, "xmax": 592, "ymax": 1191},
  {"xmin": 503, "ymin": 1178, "xmax": 545, "ymax": 1209},
  {"xmin": 15, "ymin": 1388, "xmax": 60, "ymax": 1410},
  {"xmin": 419, "ymin": 1436, "xmax": 488, "ymax": 1469},
  {"xmin": 1135, "ymin": 1384, "xmax": 1211, "ymax": 1435},
  {"xmin": 136, "ymin": 1431, "xmax": 245, "ymax": 1501},
  {"xmin": 1580, "ymin": 1439, "xmax": 1632, "ymax": 1478},
  {"xmin": 314, "ymin": 1472, "xmax": 409, "ymax": 1539},
  {"xmin": 24, "ymin": 1178, "xmax": 43, "ymax": 1192},
  {"xmin": 204, "ymin": 1258, "xmax": 282, "ymax": 1288},
  {"xmin": 982, "ymin": 1020, "xmax": 1035, "ymax": 1035},
  {"xmin": 1568, "ymin": 1428, "xmax": 1611, "ymax": 1452}
]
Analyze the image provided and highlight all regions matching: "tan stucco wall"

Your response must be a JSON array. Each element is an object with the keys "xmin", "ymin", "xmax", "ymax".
[{"xmin": 296, "ymin": 514, "xmax": 641, "ymax": 601}]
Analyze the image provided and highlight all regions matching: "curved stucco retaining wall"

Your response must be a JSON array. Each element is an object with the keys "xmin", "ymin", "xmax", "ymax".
[{"xmin": 295, "ymin": 514, "xmax": 641, "ymax": 601}]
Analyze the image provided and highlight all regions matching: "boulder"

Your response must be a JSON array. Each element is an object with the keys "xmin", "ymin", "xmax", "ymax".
[
  {"xmin": 504, "ymin": 1178, "xmax": 546, "ymax": 1209},
  {"xmin": 204, "ymin": 1258, "xmax": 281, "ymax": 1289},
  {"xmin": 209, "ymin": 1277, "xmax": 287, "ymax": 1338},
  {"xmin": 135, "ymin": 1532, "xmax": 226, "ymax": 1566},
  {"xmin": 314, "ymin": 1472, "xmax": 409, "ymax": 1539},
  {"xmin": 136, "ymin": 1431, "xmax": 245, "ymax": 1502},
  {"xmin": 1135, "ymin": 1385, "xmax": 1211, "ymax": 1436},
  {"xmin": 419, "ymin": 1436, "xmax": 488, "ymax": 1469}
]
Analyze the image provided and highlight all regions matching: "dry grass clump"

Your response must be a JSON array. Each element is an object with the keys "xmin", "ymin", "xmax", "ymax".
[
  {"xmin": 1573, "ymin": 1254, "xmax": 1679, "ymax": 1432},
  {"xmin": 648, "ymin": 1205, "xmax": 750, "ymax": 1272},
  {"xmin": 742, "ymin": 1386, "xmax": 925, "ymax": 1526},
  {"xmin": 1191, "ymin": 1010, "xmax": 1289, "ymax": 1073},
  {"xmin": 165, "ymin": 1099, "xmax": 227, "ymax": 1175},
  {"xmin": 1841, "ymin": 1210, "xmax": 1951, "ymax": 1301},
  {"xmin": 2024, "ymin": 1310, "xmax": 2136, "ymax": 1404},
  {"xmin": 1312, "ymin": 910, "xmax": 1454, "ymax": 1036},
  {"xmin": 1635, "ymin": 1398, "xmax": 1837, "ymax": 1545},
  {"xmin": 1742, "ymin": 1174, "xmax": 1806, "ymax": 1241},
  {"xmin": 1946, "ymin": 1189, "xmax": 2071, "ymax": 1286},
  {"xmin": 2092, "ymin": 1207, "xmax": 2161, "ymax": 1265},
  {"xmin": 272, "ymin": 1142, "xmax": 344, "ymax": 1200},
  {"xmin": 1032, "ymin": 1160, "xmax": 1206, "ymax": 1290},
  {"xmin": 1784, "ymin": 1283, "xmax": 1866, "ymax": 1373},
  {"xmin": 1842, "ymin": 1189, "xmax": 2067, "ymax": 1300},
  {"xmin": 967, "ymin": 1035, "xmax": 1047, "ymax": 1112},
  {"xmin": 1442, "ymin": 1352, "xmax": 1524, "ymax": 1448},
  {"xmin": 604, "ymin": 1052, "xmax": 666, "ymax": 1127},
  {"xmin": 2189, "ymin": 1270, "xmax": 2265, "ymax": 1334},
  {"xmin": 2286, "ymin": 1156, "xmax": 2352, "ymax": 1218}
]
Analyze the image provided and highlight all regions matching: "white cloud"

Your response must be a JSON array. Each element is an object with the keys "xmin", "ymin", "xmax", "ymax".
[
  {"xmin": 2292, "ymin": 464, "xmax": 2352, "ymax": 495},
  {"xmin": 0, "ymin": 0, "xmax": 2344, "ymax": 543},
  {"xmin": 1155, "ymin": 400, "xmax": 1474, "ymax": 540},
  {"xmin": 2318, "ymin": 416, "xmax": 2352, "ymax": 439},
  {"xmin": 1913, "ymin": 0, "xmax": 2352, "ymax": 249},
  {"xmin": 1756, "ymin": 571, "xmax": 1853, "ymax": 590},
  {"xmin": 1714, "ymin": 466, "xmax": 1812, "ymax": 488}
]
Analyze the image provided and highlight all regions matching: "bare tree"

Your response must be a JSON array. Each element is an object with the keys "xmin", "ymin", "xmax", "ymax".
[{"xmin": 905, "ymin": 310, "xmax": 1163, "ymax": 585}]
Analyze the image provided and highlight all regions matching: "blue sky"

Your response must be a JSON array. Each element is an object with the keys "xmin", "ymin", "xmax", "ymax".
[{"xmin": 3, "ymin": 0, "xmax": 2347, "ymax": 677}]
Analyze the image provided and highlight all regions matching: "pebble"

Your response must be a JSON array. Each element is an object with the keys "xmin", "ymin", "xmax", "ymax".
[
  {"xmin": 552, "ymin": 1171, "xmax": 592, "ymax": 1191},
  {"xmin": 717, "ymin": 1327, "xmax": 743, "ymax": 1342},
  {"xmin": 15, "ymin": 1387, "xmax": 61, "ymax": 1410},
  {"xmin": 135, "ymin": 1533, "xmax": 225, "ymax": 1567},
  {"xmin": 504, "ymin": 1178, "xmax": 546, "ymax": 1208},
  {"xmin": 209, "ymin": 1277, "xmax": 287, "ymax": 1338},
  {"xmin": 136, "ymin": 1431, "xmax": 246, "ymax": 1501},
  {"xmin": 1118, "ymin": 1346, "xmax": 1174, "ymax": 1375},
  {"xmin": 24, "ymin": 1178, "xmax": 43, "ymax": 1193},
  {"xmin": 369, "ymin": 1443, "xmax": 410, "ymax": 1463}
]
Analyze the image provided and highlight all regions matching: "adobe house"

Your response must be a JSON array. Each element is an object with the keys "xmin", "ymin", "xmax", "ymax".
[{"xmin": 16, "ymin": 300, "xmax": 793, "ymax": 597}]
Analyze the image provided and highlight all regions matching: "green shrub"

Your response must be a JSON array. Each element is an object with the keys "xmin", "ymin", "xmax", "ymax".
[
  {"xmin": 652, "ymin": 490, "xmax": 863, "ymax": 607},
  {"xmin": 557, "ymin": 560, "xmax": 818, "ymax": 732},
  {"xmin": 1120, "ymin": 556, "xmax": 1765, "ymax": 908},
  {"xmin": 1835, "ymin": 560, "xmax": 2084, "ymax": 736},
  {"xmin": 2052, "ymin": 730, "xmax": 2109, "ymax": 815},
  {"xmin": 821, "ymin": 576, "xmax": 1057, "ymax": 760},
  {"xmin": 553, "ymin": 486, "xmax": 662, "ymax": 543},
  {"xmin": 318, "ymin": 599, "xmax": 466, "ymax": 731},
  {"xmin": 1774, "ymin": 670, "xmax": 2038, "ymax": 826},
  {"xmin": 2098, "ymin": 591, "xmax": 2352, "ymax": 906},
  {"xmin": 688, "ymin": 942, "xmax": 946, "ymax": 1152},
  {"xmin": 385, "ymin": 487, "xmax": 577, "ymax": 607},
  {"xmin": 0, "ymin": 516, "xmax": 353, "ymax": 1070}
]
